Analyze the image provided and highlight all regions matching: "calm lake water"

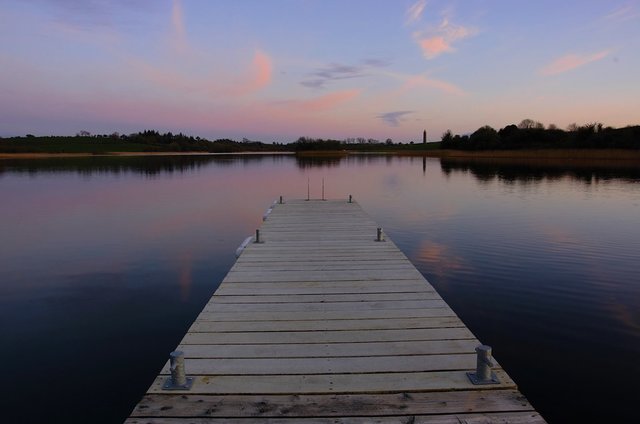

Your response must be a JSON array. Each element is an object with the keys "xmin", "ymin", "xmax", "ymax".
[{"xmin": 1, "ymin": 154, "xmax": 639, "ymax": 423}]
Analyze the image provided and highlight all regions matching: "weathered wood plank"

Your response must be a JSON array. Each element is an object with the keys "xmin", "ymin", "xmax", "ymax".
[
  {"xmin": 145, "ymin": 370, "xmax": 515, "ymax": 395},
  {"xmin": 229, "ymin": 262, "xmax": 414, "ymax": 271},
  {"xmin": 180, "ymin": 327, "xmax": 475, "ymax": 345},
  {"xmin": 188, "ymin": 317, "xmax": 466, "ymax": 333},
  {"xmin": 196, "ymin": 308, "xmax": 457, "ymax": 322},
  {"xmin": 175, "ymin": 339, "xmax": 480, "ymax": 358},
  {"xmin": 159, "ymin": 354, "xmax": 479, "ymax": 375},
  {"xmin": 223, "ymin": 270, "xmax": 425, "ymax": 283},
  {"xmin": 203, "ymin": 299, "xmax": 449, "ymax": 313},
  {"xmin": 130, "ymin": 390, "xmax": 534, "ymax": 417},
  {"xmin": 210, "ymin": 292, "xmax": 441, "ymax": 303},
  {"xmin": 126, "ymin": 413, "xmax": 545, "ymax": 423},
  {"xmin": 214, "ymin": 280, "xmax": 433, "ymax": 295}
]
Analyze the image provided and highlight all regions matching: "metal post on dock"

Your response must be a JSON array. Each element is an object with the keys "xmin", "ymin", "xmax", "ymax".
[
  {"xmin": 254, "ymin": 229, "xmax": 263, "ymax": 243},
  {"xmin": 467, "ymin": 345, "xmax": 499, "ymax": 385},
  {"xmin": 279, "ymin": 195, "xmax": 283, "ymax": 204},
  {"xmin": 348, "ymin": 194, "xmax": 352, "ymax": 203},
  {"xmin": 162, "ymin": 351, "xmax": 193, "ymax": 390},
  {"xmin": 375, "ymin": 227, "xmax": 385, "ymax": 242}
]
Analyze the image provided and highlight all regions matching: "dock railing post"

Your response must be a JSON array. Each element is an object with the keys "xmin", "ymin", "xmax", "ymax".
[
  {"xmin": 375, "ymin": 227, "xmax": 385, "ymax": 242},
  {"xmin": 162, "ymin": 351, "xmax": 193, "ymax": 390},
  {"xmin": 467, "ymin": 345, "xmax": 499, "ymax": 385}
]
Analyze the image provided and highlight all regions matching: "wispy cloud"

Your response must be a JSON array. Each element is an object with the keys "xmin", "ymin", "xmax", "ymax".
[
  {"xmin": 362, "ymin": 58, "xmax": 392, "ymax": 67},
  {"xmin": 377, "ymin": 111, "xmax": 414, "ymax": 127},
  {"xmin": 401, "ymin": 74, "xmax": 465, "ymax": 96},
  {"xmin": 170, "ymin": 0, "xmax": 189, "ymax": 54},
  {"xmin": 31, "ymin": 0, "xmax": 159, "ymax": 31},
  {"xmin": 406, "ymin": 0, "xmax": 427, "ymax": 25},
  {"xmin": 229, "ymin": 50, "xmax": 273, "ymax": 95},
  {"xmin": 414, "ymin": 17, "xmax": 476, "ymax": 59},
  {"xmin": 301, "ymin": 64, "xmax": 364, "ymax": 89},
  {"xmin": 604, "ymin": 3, "xmax": 640, "ymax": 22},
  {"xmin": 130, "ymin": 49, "xmax": 272, "ymax": 98},
  {"xmin": 539, "ymin": 50, "xmax": 611, "ymax": 76},
  {"xmin": 301, "ymin": 59, "xmax": 389, "ymax": 89},
  {"xmin": 276, "ymin": 89, "xmax": 360, "ymax": 113}
]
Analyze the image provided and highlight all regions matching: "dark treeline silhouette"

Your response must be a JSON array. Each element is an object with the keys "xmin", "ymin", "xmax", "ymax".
[
  {"xmin": 4, "ymin": 121, "xmax": 640, "ymax": 154},
  {"xmin": 124, "ymin": 130, "xmax": 287, "ymax": 152},
  {"xmin": 0, "ymin": 130, "xmax": 288, "ymax": 153},
  {"xmin": 291, "ymin": 136, "xmax": 437, "ymax": 152},
  {"xmin": 292, "ymin": 137, "xmax": 344, "ymax": 151},
  {"xmin": 441, "ymin": 120, "xmax": 640, "ymax": 150}
]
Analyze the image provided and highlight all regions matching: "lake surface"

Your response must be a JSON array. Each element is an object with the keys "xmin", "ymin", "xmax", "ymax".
[{"xmin": 1, "ymin": 154, "xmax": 639, "ymax": 423}]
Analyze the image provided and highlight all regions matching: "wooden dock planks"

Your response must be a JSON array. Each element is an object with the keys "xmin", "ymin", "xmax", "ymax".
[{"xmin": 126, "ymin": 199, "xmax": 545, "ymax": 423}]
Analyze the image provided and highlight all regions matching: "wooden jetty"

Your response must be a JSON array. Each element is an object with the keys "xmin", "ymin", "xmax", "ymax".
[{"xmin": 127, "ymin": 199, "xmax": 545, "ymax": 423}]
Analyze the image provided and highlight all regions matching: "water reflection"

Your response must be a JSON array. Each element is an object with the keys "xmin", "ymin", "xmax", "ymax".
[
  {"xmin": 440, "ymin": 157, "xmax": 640, "ymax": 184},
  {"xmin": 0, "ymin": 154, "xmax": 292, "ymax": 177},
  {"xmin": 294, "ymin": 154, "xmax": 346, "ymax": 169}
]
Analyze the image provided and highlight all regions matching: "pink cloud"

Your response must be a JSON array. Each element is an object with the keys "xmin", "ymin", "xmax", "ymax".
[
  {"xmin": 296, "ymin": 89, "xmax": 360, "ymax": 112},
  {"xmin": 418, "ymin": 36, "xmax": 451, "ymax": 58},
  {"xmin": 539, "ymin": 50, "xmax": 610, "ymax": 76},
  {"xmin": 414, "ymin": 17, "xmax": 475, "ymax": 59},
  {"xmin": 128, "ymin": 49, "xmax": 272, "ymax": 98},
  {"xmin": 227, "ymin": 50, "xmax": 273, "ymax": 96}
]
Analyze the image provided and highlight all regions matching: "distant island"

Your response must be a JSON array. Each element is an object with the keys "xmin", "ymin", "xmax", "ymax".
[{"xmin": 1, "ymin": 120, "xmax": 639, "ymax": 159}]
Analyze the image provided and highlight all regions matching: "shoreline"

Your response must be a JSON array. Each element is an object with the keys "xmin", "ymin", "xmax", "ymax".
[
  {"xmin": 1, "ymin": 148, "xmax": 639, "ymax": 161},
  {"xmin": 0, "ymin": 151, "xmax": 294, "ymax": 159}
]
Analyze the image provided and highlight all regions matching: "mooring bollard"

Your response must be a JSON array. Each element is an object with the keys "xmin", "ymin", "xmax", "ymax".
[
  {"xmin": 279, "ymin": 195, "xmax": 283, "ymax": 204},
  {"xmin": 348, "ymin": 194, "xmax": 352, "ymax": 203},
  {"xmin": 467, "ymin": 345, "xmax": 499, "ymax": 385},
  {"xmin": 375, "ymin": 227, "xmax": 385, "ymax": 242},
  {"xmin": 254, "ymin": 229, "xmax": 262, "ymax": 243},
  {"xmin": 162, "ymin": 351, "xmax": 193, "ymax": 390}
]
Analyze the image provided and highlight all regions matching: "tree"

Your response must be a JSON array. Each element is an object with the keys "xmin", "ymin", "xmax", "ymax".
[
  {"xmin": 518, "ymin": 119, "xmax": 543, "ymax": 129},
  {"xmin": 470, "ymin": 125, "xmax": 500, "ymax": 149},
  {"xmin": 567, "ymin": 123, "xmax": 579, "ymax": 132},
  {"xmin": 441, "ymin": 130, "xmax": 454, "ymax": 147}
]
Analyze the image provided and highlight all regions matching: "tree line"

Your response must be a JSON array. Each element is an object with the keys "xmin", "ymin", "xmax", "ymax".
[
  {"xmin": 3, "ymin": 121, "xmax": 639, "ymax": 154},
  {"xmin": 0, "ymin": 130, "xmax": 288, "ymax": 154},
  {"xmin": 441, "ymin": 120, "xmax": 640, "ymax": 150}
]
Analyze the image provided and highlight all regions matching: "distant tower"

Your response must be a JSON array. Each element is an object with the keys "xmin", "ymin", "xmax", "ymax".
[{"xmin": 423, "ymin": 130, "xmax": 427, "ymax": 144}]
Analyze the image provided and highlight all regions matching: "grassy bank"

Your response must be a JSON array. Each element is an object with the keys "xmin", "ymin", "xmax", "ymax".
[
  {"xmin": 392, "ymin": 148, "xmax": 640, "ymax": 161},
  {"xmin": 294, "ymin": 148, "xmax": 640, "ymax": 162}
]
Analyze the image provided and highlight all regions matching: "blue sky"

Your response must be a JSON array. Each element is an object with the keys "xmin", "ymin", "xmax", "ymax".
[{"xmin": 1, "ymin": 0, "xmax": 639, "ymax": 142}]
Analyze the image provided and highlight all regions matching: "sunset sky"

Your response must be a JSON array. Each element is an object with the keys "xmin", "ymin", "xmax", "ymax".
[{"xmin": 1, "ymin": 0, "xmax": 639, "ymax": 142}]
